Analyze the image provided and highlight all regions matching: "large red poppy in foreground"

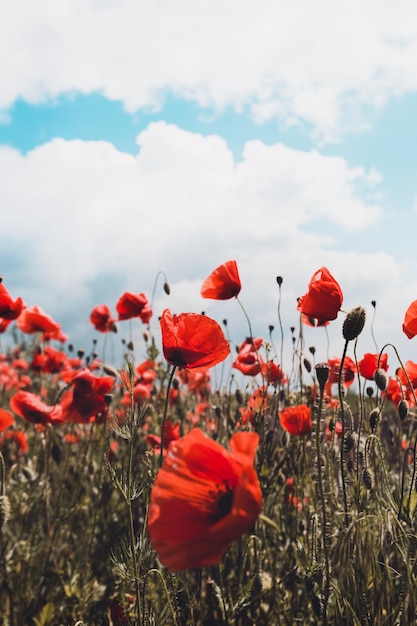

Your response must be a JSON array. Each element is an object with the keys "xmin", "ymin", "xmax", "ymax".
[
  {"xmin": 297, "ymin": 267, "xmax": 343, "ymax": 324},
  {"xmin": 200, "ymin": 260, "xmax": 241, "ymax": 300},
  {"xmin": 147, "ymin": 428, "xmax": 262, "ymax": 570},
  {"xmin": 160, "ymin": 309, "xmax": 230, "ymax": 369}
]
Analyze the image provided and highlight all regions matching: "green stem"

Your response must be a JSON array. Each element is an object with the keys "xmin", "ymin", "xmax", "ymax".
[
  {"xmin": 338, "ymin": 340, "xmax": 350, "ymax": 523},
  {"xmin": 159, "ymin": 366, "xmax": 177, "ymax": 468},
  {"xmin": 315, "ymin": 384, "xmax": 330, "ymax": 625}
]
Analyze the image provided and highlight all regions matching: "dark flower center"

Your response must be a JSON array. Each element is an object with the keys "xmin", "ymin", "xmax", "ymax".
[{"xmin": 210, "ymin": 481, "xmax": 235, "ymax": 522}]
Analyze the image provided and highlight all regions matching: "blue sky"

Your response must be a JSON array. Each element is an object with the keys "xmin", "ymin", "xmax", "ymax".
[{"xmin": 1, "ymin": 0, "xmax": 417, "ymax": 374}]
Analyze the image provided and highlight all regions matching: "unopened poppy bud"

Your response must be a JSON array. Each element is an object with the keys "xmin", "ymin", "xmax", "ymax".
[
  {"xmin": 398, "ymin": 399, "xmax": 409, "ymax": 421},
  {"xmin": 276, "ymin": 276, "xmax": 283, "ymax": 286},
  {"xmin": 303, "ymin": 358, "xmax": 312, "ymax": 373},
  {"xmin": 0, "ymin": 495, "xmax": 11, "ymax": 529},
  {"xmin": 163, "ymin": 281, "xmax": 170, "ymax": 295},
  {"xmin": 371, "ymin": 300, "xmax": 376, "ymax": 308},
  {"xmin": 309, "ymin": 346, "xmax": 316, "ymax": 355},
  {"xmin": 143, "ymin": 332, "xmax": 149, "ymax": 342},
  {"xmin": 126, "ymin": 341, "xmax": 134, "ymax": 351},
  {"xmin": 315, "ymin": 363, "xmax": 330, "ymax": 391},
  {"xmin": 362, "ymin": 468, "xmax": 373, "ymax": 490},
  {"xmin": 366, "ymin": 386, "xmax": 374, "ymax": 398},
  {"xmin": 269, "ymin": 324, "xmax": 274, "ymax": 332},
  {"xmin": 369, "ymin": 408, "xmax": 379, "ymax": 431},
  {"xmin": 343, "ymin": 306, "xmax": 366, "ymax": 341},
  {"xmin": 374, "ymin": 368, "xmax": 387, "ymax": 391},
  {"xmin": 235, "ymin": 389, "xmax": 244, "ymax": 405}
]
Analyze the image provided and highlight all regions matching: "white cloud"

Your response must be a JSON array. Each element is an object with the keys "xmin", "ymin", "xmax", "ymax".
[
  {"xmin": 2, "ymin": 0, "xmax": 417, "ymax": 140},
  {"xmin": 1, "ymin": 122, "xmax": 414, "ymax": 366}
]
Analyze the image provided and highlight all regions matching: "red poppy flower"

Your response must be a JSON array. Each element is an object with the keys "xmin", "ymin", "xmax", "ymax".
[
  {"xmin": 297, "ymin": 267, "xmax": 343, "ymax": 324},
  {"xmin": 16, "ymin": 305, "xmax": 61, "ymax": 336},
  {"xmin": 10, "ymin": 390, "xmax": 64, "ymax": 425},
  {"xmin": 397, "ymin": 361, "xmax": 417, "ymax": 389},
  {"xmin": 232, "ymin": 338, "xmax": 263, "ymax": 377},
  {"xmin": 60, "ymin": 368, "xmax": 114, "ymax": 423},
  {"xmin": 358, "ymin": 353, "xmax": 389, "ymax": 381},
  {"xmin": 147, "ymin": 428, "xmax": 262, "ymax": 570},
  {"xmin": 279, "ymin": 404, "xmax": 312, "ymax": 436},
  {"xmin": 403, "ymin": 300, "xmax": 417, "ymax": 339},
  {"xmin": 160, "ymin": 309, "xmax": 230, "ymax": 369},
  {"xmin": 200, "ymin": 260, "xmax": 241, "ymax": 300},
  {"xmin": 0, "ymin": 429, "xmax": 29, "ymax": 454},
  {"xmin": 116, "ymin": 292, "xmax": 152, "ymax": 323},
  {"xmin": 0, "ymin": 283, "xmax": 25, "ymax": 320},
  {"xmin": 0, "ymin": 408, "xmax": 14, "ymax": 432},
  {"xmin": 327, "ymin": 357, "xmax": 356, "ymax": 388},
  {"xmin": 89, "ymin": 305, "xmax": 117, "ymax": 333},
  {"xmin": 0, "ymin": 318, "xmax": 12, "ymax": 333},
  {"xmin": 146, "ymin": 419, "xmax": 180, "ymax": 455},
  {"xmin": 240, "ymin": 386, "xmax": 269, "ymax": 426},
  {"xmin": 261, "ymin": 360, "xmax": 287, "ymax": 385}
]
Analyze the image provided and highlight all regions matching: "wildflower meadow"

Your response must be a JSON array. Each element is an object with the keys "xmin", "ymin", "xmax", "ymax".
[{"xmin": 1, "ymin": 262, "xmax": 417, "ymax": 625}]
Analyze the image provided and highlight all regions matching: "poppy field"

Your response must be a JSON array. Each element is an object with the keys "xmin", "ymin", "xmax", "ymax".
[{"xmin": 1, "ymin": 262, "xmax": 417, "ymax": 625}]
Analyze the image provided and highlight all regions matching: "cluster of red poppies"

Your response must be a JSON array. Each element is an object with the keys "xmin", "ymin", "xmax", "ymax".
[{"xmin": 1, "ymin": 260, "xmax": 417, "ymax": 577}]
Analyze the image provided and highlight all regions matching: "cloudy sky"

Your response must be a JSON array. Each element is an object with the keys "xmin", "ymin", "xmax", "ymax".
[{"xmin": 1, "ymin": 0, "xmax": 417, "ymax": 374}]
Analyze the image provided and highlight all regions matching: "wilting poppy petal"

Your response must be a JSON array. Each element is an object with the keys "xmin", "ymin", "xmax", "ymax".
[
  {"xmin": 200, "ymin": 260, "xmax": 241, "ymax": 300},
  {"xmin": 160, "ymin": 309, "xmax": 230, "ymax": 369},
  {"xmin": 403, "ymin": 300, "xmax": 417, "ymax": 339},
  {"xmin": 279, "ymin": 404, "xmax": 312, "ymax": 436},
  {"xmin": 297, "ymin": 267, "xmax": 343, "ymax": 324},
  {"xmin": 147, "ymin": 428, "xmax": 262, "ymax": 570}
]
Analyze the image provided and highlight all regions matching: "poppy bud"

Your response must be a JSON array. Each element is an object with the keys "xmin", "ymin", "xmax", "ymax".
[
  {"xmin": 235, "ymin": 389, "xmax": 244, "ymax": 405},
  {"xmin": 0, "ymin": 495, "xmax": 11, "ymax": 529},
  {"xmin": 309, "ymin": 346, "xmax": 316, "ymax": 355},
  {"xmin": 366, "ymin": 386, "xmax": 374, "ymax": 398},
  {"xmin": 276, "ymin": 276, "xmax": 283, "ymax": 286},
  {"xmin": 315, "ymin": 363, "xmax": 330, "ymax": 391},
  {"xmin": 342, "ymin": 306, "xmax": 366, "ymax": 341},
  {"xmin": 126, "ymin": 341, "xmax": 134, "ymax": 351},
  {"xmin": 398, "ymin": 399, "xmax": 409, "ymax": 421},
  {"xmin": 163, "ymin": 282, "xmax": 170, "ymax": 295},
  {"xmin": 303, "ymin": 358, "xmax": 312, "ymax": 373},
  {"xmin": 369, "ymin": 408, "xmax": 379, "ymax": 431},
  {"xmin": 362, "ymin": 468, "xmax": 373, "ymax": 490},
  {"xmin": 371, "ymin": 300, "xmax": 376, "ymax": 308},
  {"xmin": 374, "ymin": 368, "xmax": 387, "ymax": 391}
]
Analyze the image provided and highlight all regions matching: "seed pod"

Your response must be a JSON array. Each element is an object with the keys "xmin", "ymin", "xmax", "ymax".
[
  {"xmin": 342, "ymin": 306, "xmax": 366, "ymax": 341},
  {"xmin": 362, "ymin": 468, "xmax": 373, "ymax": 490},
  {"xmin": 315, "ymin": 363, "xmax": 330, "ymax": 390},
  {"xmin": 398, "ymin": 399, "xmax": 409, "ymax": 421},
  {"xmin": 374, "ymin": 368, "xmax": 388, "ymax": 391}
]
